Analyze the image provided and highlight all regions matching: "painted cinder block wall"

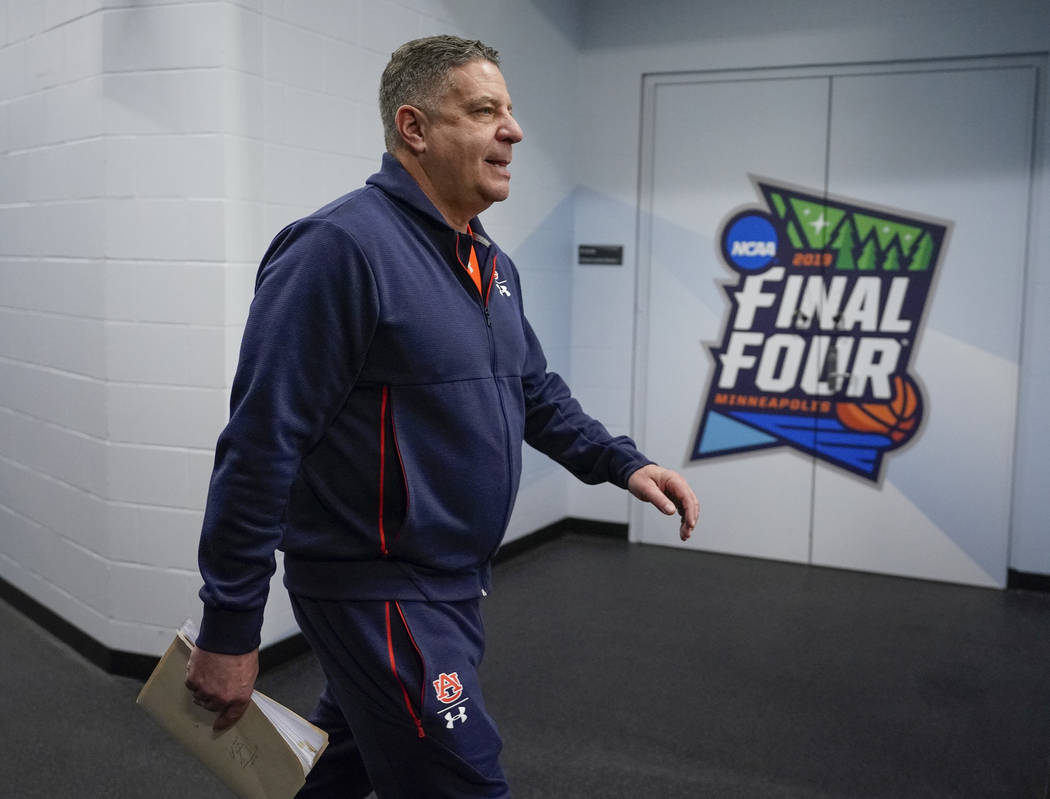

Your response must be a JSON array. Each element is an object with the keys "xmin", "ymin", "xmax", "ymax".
[
  {"xmin": 0, "ymin": 0, "xmax": 271, "ymax": 658},
  {"xmin": 2, "ymin": 0, "xmax": 1046, "ymax": 662},
  {"xmin": 567, "ymin": 0, "xmax": 1050, "ymax": 578},
  {"xmin": 0, "ymin": 0, "xmax": 582, "ymax": 658}
]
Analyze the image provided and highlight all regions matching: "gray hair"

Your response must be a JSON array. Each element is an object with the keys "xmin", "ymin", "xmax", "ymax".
[{"xmin": 379, "ymin": 35, "xmax": 501, "ymax": 152}]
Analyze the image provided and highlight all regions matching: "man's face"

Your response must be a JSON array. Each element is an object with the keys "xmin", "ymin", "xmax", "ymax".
[{"xmin": 420, "ymin": 59, "xmax": 524, "ymax": 225}]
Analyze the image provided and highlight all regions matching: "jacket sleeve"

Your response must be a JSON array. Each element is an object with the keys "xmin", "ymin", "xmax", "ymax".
[
  {"xmin": 196, "ymin": 219, "xmax": 379, "ymax": 654},
  {"xmin": 519, "ymin": 308, "xmax": 652, "ymax": 489}
]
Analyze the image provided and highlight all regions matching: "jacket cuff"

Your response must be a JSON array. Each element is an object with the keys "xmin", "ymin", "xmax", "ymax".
[
  {"xmin": 196, "ymin": 605, "xmax": 264, "ymax": 654},
  {"xmin": 615, "ymin": 455, "xmax": 655, "ymax": 489}
]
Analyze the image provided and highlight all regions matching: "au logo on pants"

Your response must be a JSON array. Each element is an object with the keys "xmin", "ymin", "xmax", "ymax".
[{"xmin": 433, "ymin": 671, "xmax": 465, "ymax": 704}]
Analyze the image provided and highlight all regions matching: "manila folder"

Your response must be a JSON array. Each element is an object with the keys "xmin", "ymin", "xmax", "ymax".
[{"xmin": 136, "ymin": 632, "xmax": 327, "ymax": 799}]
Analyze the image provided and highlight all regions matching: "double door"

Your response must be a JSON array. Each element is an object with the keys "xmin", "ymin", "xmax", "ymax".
[{"xmin": 633, "ymin": 59, "xmax": 1037, "ymax": 587}]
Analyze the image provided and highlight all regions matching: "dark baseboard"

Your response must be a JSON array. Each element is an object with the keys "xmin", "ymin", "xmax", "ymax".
[
  {"xmin": 494, "ymin": 516, "xmax": 627, "ymax": 563},
  {"xmin": 489, "ymin": 510, "xmax": 621, "ymax": 562},
  {"xmin": 0, "ymin": 574, "xmax": 317, "ymax": 682},
  {"xmin": 0, "ymin": 516, "xmax": 627, "ymax": 681},
  {"xmin": 493, "ymin": 518, "xmax": 567, "ymax": 564},
  {"xmin": 1007, "ymin": 568, "xmax": 1050, "ymax": 593},
  {"xmin": 561, "ymin": 516, "xmax": 629, "ymax": 540},
  {"xmin": 258, "ymin": 629, "xmax": 312, "ymax": 672},
  {"xmin": 0, "ymin": 577, "xmax": 159, "ymax": 678}
]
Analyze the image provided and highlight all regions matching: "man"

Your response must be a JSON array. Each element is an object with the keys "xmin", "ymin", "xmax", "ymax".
[{"xmin": 186, "ymin": 35, "xmax": 698, "ymax": 798}]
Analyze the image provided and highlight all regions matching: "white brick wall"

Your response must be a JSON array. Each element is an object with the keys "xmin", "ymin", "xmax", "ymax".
[
  {"xmin": 0, "ymin": 0, "xmax": 262, "ymax": 655},
  {"xmin": 1, "ymin": 0, "xmax": 582, "ymax": 657},
  {"xmin": 1, "ymin": 0, "xmax": 111, "ymax": 647}
]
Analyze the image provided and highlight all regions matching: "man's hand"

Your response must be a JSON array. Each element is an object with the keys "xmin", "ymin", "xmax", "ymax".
[
  {"xmin": 185, "ymin": 645, "xmax": 259, "ymax": 731},
  {"xmin": 628, "ymin": 464, "xmax": 699, "ymax": 541}
]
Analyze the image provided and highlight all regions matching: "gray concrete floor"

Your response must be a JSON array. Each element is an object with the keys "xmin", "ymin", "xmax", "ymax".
[{"xmin": 3, "ymin": 534, "xmax": 1050, "ymax": 798}]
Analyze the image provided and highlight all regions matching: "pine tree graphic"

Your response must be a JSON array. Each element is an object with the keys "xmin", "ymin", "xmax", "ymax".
[
  {"xmin": 831, "ymin": 218, "xmax": 857, "ymax": 270},
  {"xmin": 857, "ymin": 237, "xmax": 878, "ymax": 271},
  {"xmin": 883, "ymin": 242, "xmax": 901, "ymax": 271},
  {"xmin": 908, "ymin": 232, "xmax": 933, "ymax": 271}
]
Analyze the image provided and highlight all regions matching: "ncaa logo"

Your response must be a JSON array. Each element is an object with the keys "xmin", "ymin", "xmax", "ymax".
[
  {"xmin": 723, "ymin": 211, "xmax": 778, "ymax": 271},
  {"xmin": 433, "ymin": 672, "xmax": 464, "ymax": 704}
]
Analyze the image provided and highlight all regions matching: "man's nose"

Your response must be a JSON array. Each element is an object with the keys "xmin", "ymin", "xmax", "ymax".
[{"xmin": 501, "ymin": 115, "xmax": 524, "ymax": 144}]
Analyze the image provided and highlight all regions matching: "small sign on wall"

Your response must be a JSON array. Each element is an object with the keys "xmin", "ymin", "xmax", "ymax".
[{"xmin": 578, "ymin": 244, "xmax": 623, "ymax": 265}]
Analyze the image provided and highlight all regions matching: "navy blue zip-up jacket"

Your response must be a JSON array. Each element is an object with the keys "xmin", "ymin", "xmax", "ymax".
[{"xmin": 197, "ymin": 154, "xmax": 651, "ymax": 654}]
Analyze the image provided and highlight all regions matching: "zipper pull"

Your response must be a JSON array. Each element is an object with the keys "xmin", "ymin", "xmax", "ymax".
[{"xmin": 484, "ymin": 306, "xmax": 492, "ymax": 328}]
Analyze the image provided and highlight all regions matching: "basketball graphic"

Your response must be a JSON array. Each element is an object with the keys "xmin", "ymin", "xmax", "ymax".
[{"xmin": 835, "ymin": 375, "xmax": 922, "ymax": 446}]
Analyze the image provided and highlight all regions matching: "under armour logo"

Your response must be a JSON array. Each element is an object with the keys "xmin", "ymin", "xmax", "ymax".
[{"xmin": 444, "ymin": 706, "xmax": 468, "ymax": 729}]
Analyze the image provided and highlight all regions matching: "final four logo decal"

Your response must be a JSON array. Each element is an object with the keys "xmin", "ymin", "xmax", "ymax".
[{"xmin": 691, "ymin": 178, "xmax": 951, "ymax": 482}]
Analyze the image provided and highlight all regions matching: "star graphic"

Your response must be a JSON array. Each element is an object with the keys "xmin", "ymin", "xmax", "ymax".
[{"xmin": 809, "ymin": 214, "xmax": 829, "ymax": 234}]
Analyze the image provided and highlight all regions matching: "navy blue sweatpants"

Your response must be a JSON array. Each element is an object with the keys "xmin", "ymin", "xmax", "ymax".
[{"xmin": 290, "ymin": 595, "xmax": 510, "ymax": 799}]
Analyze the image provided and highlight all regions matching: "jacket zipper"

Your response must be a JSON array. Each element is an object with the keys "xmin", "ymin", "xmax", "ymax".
[
  {"xmin": 454, "ymin": 234, "xmax": 516, "ymax": 555},
  {"xmin": 378, "ymin": 385, "xmax": 389, "ymax": 556},
  {"xmin": 483, "ymin": 254, "xmax": 516, "ymax": 551}
]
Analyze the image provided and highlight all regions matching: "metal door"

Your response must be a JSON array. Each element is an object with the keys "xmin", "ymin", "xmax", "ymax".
[{"xmin": 634, "ymin": 60, "xmax": 1037, "ymax": 588}]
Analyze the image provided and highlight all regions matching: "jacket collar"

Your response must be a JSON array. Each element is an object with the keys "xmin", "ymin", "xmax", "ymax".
[{"xmin": 366, "ymin": 152, "xmax": 494, "ymax": 245}]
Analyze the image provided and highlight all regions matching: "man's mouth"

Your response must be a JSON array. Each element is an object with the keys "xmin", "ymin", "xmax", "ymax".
[{"xmin": 485, "ymin": 159, "xmax": 512, "ymax": 181}]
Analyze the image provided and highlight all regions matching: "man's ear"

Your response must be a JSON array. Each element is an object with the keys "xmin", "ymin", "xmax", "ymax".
[{"xmin": 395, "ymin": 105, "xmax": 427, "ymax": 154}]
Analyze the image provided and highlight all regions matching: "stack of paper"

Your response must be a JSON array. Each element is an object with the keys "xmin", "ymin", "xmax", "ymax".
[{"xmin": 136, "ymin": 623, "xmax": 328, "ymax": 799}]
